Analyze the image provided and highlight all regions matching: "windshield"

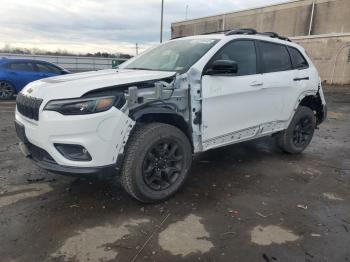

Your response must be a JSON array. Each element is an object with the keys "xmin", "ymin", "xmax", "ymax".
[{"xmin": 123, "ymin": 38, "xmax": 219, "ymax": 73}]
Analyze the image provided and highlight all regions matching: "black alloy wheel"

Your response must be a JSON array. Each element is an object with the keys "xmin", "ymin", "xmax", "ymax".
[
  {"xmin": 120, "ymin": 123, "xmax": 192, "ymax": 203},
  {"xmin": 292, "ymin": 116, "xmax": 314, "ymax": 147},
  {"xmin": 0, "ymin": 81, "xmax": 15, "ymax": 100},
  {"xmin": 276, "ymin": 106, "xmax": 316, "ymax": 154},
  {"xmin": 142, "ymin": 139, "xmax": 184, "ymax": 191}
]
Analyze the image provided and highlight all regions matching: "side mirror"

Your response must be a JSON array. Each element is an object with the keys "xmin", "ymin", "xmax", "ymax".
[{"xmin": 205, "ymin": 60, "xmax": 238, "ymax": 75}]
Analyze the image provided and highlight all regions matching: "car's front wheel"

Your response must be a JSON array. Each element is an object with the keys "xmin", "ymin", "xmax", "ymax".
[
  {"xmin": 276, "ymin": 106, "xmax": 316, "ymax": 154},
  {"xmin": 0, "ymin": 81, "xmax": 15, "ymax": 100},
  {"xmin": 120, "ymin": 123, "xmax": 192, "ymax": 203}
]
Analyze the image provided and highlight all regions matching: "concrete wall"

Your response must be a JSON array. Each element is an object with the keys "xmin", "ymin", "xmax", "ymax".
[
  {"xmin": 171, "ymin": 0, "xmax": 350, "ymax": 84},
  {"xmin": 293, "ymin": 34, "xmax": 350, "ymax": 85},
  {"xmin": 0, "ymin": 53, "xmax": 127, "ymax": 72},
  {"xmin": 171, "ymin": 0, "xmax": 350, "ymax": 38}
]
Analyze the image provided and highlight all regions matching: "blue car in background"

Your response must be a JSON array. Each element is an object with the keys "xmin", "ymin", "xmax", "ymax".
[{"xmin": 0, "ymin": 58, "xmax": 70, "ymax": 100}]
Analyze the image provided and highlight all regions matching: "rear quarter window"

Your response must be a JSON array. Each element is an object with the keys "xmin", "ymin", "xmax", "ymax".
[{"xmin": 287, "ymin": 46, "xmax": 309, "ymax": 69}]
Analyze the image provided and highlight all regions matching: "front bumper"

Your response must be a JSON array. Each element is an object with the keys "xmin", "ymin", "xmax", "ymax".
[
  {"xmin": 15, "ymin": 106, "xmax": 134, "ymax": 176},
  {"xmin": 18, "ymin": 140, "xmax": 121, "ymax": 176}
]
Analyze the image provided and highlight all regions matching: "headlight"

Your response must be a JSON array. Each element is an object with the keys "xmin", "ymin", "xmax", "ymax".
[{"xmin": 44, "ymin": 95, "xmax": 125, "ymax": 115}]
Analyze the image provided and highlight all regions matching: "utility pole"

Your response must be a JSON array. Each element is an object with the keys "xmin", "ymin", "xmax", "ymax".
[
  {"xmin": 135, "ymin": 43, "xmax": 139, "ymax": 56},
  {"xmin": 308, "ymin": 0, "xmax": 315, "ymax": 35},
  {"xmin": 185, "ymin": 4, "xmax": 189, "ymax": 20},
  {"xmin": 160, "ymin": 0, "xmax": 164, "ymax": 43}
]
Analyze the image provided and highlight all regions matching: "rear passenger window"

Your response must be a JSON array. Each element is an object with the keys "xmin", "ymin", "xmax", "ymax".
[
  {"xmin": 259, "ymin": 42, "xmax": 292, "ymax": 73},
  {"xmin": 9, "ymin": 62, "xmax": 35, "ymax": 72},
  {"xmin": 36, "ymin": 63, "xmax": 61, "ymax": 74},
  {"xmin": 288, "ymin": 47, "xmax": 309, "ymax": 69},
  {"xmin": 213, "ymin": 40, "xmax": 257, "ymax": 76}
]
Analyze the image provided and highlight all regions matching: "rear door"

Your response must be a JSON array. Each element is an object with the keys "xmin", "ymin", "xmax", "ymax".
[
  {"xmin": 257, "ymin": 41, "xmax": 295, "ymax": 122},
  {"xmin": 201, "ymin": 39, "xmax": 280, "ymax": 150}
]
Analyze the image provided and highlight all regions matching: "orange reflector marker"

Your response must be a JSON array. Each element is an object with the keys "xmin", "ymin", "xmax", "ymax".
[{"xmin": 96, "ymin": 98, "xmax": 114, "ymax": 110}]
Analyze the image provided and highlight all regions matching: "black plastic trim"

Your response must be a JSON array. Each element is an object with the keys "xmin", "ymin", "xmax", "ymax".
[
  {"xmin": 28, "ymin": 154, "xmax": 119, "ymax": 177},
  {"xmin": 32, "ymin": 158, "xmax": 118, "ymax": 177},
  {"xmin": 54, "ymin": 143, "xmax": 92, "ymax": 162},
  {"xmin": 130, "ymin": 105, "xmax": 181, "ymax": 121},
  {"xmin": 225, "ymin": 28, "xmax": 257, "ymax": 35}
]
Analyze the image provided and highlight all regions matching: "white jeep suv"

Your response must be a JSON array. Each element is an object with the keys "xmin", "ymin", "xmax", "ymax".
[{"xmin": 15, "ymin": 29, "xmax": 327, "ymax": 203}]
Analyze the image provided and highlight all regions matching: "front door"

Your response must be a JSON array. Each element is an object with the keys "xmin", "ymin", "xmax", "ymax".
[{"xmin": 201, "ymin": 39, "xmax": 283, "ymax": 150}]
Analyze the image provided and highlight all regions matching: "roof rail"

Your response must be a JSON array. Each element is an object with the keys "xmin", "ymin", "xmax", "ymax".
[
  {"xmin": 260, "ymin": 32, "xmax": 291, "ymax": 42},
  {"xmin": 260, "ymin": 32, "xmax": 279, "ymax": 38},
  {"xmin": 200, "ymin": 29, "xmax": 230, "ymax": 35},
  {"xmin": 171, "ymin": 28, "xmax": 292, "ymax": 42},
  {"xmin": 277, "ymin": 36, "xmax": 291, "ymax": 42},
  {"xmin": 225, "ymin": 28, "xmax": 257, "ymax": 36}
]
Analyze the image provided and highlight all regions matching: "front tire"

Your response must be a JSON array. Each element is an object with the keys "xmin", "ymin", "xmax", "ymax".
[
  {"xmin": 0, "ymin": 81, "xmax": 15, "ymax": 100},
  {"xmin": 120, "ymin": 123, "xmax": 192, "ymax": 203},
  {"xmin": 276, "ymin": 106, "xmax": 316, "ymax": 154}
]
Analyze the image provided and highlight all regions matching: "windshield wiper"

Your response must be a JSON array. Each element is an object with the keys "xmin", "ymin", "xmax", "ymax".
[{"xmin": 127, "ymin": 67, "xmax": 155, "ymax": 71}]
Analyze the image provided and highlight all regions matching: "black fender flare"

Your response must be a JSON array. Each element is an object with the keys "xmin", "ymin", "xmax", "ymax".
[{"xmin": 130, "ymin": 105, "xmax": 181, "ymax": 121}]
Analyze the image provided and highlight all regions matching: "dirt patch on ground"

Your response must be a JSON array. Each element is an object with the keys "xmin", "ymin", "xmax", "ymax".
[
  {"xmin": 323, "ymin": 192, "xmax": 344, "ymax": 201},
  {"xmin": 51, "ymin": 218, "xmax": 150, "ymax": 262},
  {"xmin": 0, "ymin": 183, "xmax": 52, "ymax": 208},
  {"xmin": 158, "ymin": 214, "xmax": 213, "ymax": 256},
  {"xmin": 250, "ymin": 225, "xmax": 300, "ymax": 246}
]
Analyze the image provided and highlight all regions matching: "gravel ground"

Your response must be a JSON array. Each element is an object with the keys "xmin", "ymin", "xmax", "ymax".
[{"xmin": 0, "ymin": 87, "xmax": 349, "ymax": 262}]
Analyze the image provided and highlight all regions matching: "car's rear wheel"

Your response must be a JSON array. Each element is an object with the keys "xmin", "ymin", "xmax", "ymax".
[
  {"xmin": 276, "ymin": 106, "xmax": 316, "ymax": 154},
  {"xmin": 0, "ymin": 81, "xmax": 15, "ymax": 100},
  {"xmin": 120, "ymin": 123, "xmax": 192, "ymax": 203}
]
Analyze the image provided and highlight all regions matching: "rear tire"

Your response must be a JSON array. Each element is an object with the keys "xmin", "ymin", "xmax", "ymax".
[
  {"xmin": 0, "ymin": 81, "xmax": 15, "ymax": 100},
  {"xmin": 120, "ymin": 123, "xmax": 192, "ymax": 203},
  {"xmin": 276, "ymin": 106, "xmax": 316, "ymax": 154}
]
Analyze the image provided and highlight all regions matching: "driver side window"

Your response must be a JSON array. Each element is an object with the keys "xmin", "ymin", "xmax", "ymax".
[{"xmin": 213, "ymin": 40, "xmax": 257, "ymax": 76}]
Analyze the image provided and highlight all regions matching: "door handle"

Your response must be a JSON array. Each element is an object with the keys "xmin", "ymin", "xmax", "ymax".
[
  {"xmin": 293, "ymin": 77, "xmax": 309, "ymax": 81},
  {"xmin": 250, "ymin": 81, "xmax": 264, "ymax": 87}
]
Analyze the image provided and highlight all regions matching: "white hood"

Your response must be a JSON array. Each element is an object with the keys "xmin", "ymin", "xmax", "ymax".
[{"xmin": 21, "ymin": 69, "xmax": 176, "ymax": 100}]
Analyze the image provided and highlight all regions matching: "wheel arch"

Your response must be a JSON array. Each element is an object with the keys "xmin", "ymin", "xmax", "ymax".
[
  {"xmin": 129, "ymin": 106, "xmax": 193, "ymax": 149},
  {"xmin": 297, "ymin": 92, "xmax": 326, "ymax": 125}
]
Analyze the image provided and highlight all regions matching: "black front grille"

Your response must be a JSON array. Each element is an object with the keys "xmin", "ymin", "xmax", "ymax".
[{"xmin": 16, "ymin": 93, "xmax": 43, "ymax": 121}]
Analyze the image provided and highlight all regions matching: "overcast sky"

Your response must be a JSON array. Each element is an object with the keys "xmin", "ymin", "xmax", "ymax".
[{"xmin": 0, "ymin": 0, "xmax": 290, "ymax": 55}]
